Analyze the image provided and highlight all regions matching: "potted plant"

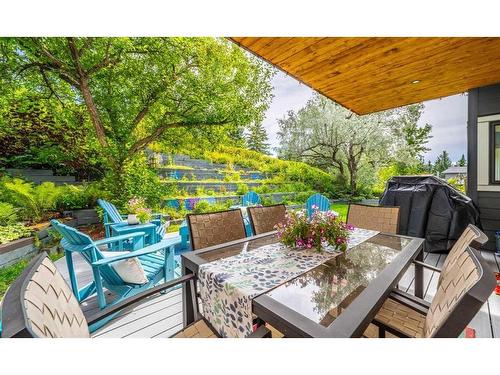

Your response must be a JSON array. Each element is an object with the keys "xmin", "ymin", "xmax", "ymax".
[
  {"xmin": 275, "ymin": 206, "xmax": 354, "ymax": 252},
  {"xmin": 126, "ymin": 197, "xmax": 152, "ymax": 224}
]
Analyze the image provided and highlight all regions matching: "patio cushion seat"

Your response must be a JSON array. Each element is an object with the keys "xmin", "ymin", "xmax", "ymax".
[
  {"xmin": 365, "ymin": 298, "xmax": 425, "ymax": 338},
  {"xmin": 266, "ymin": 324, "xmax": 285, "ymax": 338},
  {"xmin": 101, "ymin": 251, "xmax": 148, "ymax": 285},
  {"xmin": 173, "ymin": 319, "xmax": 217, "ymax": 338}
]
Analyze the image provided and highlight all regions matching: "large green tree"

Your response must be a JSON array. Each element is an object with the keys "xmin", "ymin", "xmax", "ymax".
[
  {"xmin": 434, "ymin": 150, "xmax": 452, "ymax": 177},
  {"xmin": 0, "ymin": 37, "xmax": 273, "ymax": 191},
  {"xmin": 246, "ymin": 122, "xmax": 270, "ymax": 154},
  {"xmin": 458, "ymin": 154, "xmax": 467, "ymax": 167},
  {"xmin": 277, "ymin": 94, "xmax": 432, "ymax": 195}
]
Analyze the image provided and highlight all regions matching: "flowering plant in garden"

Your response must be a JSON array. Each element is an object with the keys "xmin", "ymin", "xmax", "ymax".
[
  {"xmin": 275, "ymin": 206, "xmax": 354, "ymax": 252},
  {"xmin": 126, "ymin": 197, "xmax": 152, "ymax": 224}
]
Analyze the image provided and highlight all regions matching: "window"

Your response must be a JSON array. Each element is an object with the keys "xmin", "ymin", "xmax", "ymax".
[{"xmin": 491, "ymin": 122, "xmax": 500, "ymax": 183}]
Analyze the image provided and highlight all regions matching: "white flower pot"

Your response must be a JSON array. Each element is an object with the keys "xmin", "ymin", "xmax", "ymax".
[{"xmin": 127, "ymin": 214, "xmax": 140, "ymax": 225}]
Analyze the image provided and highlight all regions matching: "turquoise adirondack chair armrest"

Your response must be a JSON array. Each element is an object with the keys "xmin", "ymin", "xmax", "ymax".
[
  {"xmin": 104, "ymin": 221, "xmax": 128, "ymax": 228},
  {"xmin": 93, "ymin": 232, "xmax": 146, "ymax": 249},
  {"xmin": 91, "ymin": 244, "xmax": 172, "ymax": 267}
]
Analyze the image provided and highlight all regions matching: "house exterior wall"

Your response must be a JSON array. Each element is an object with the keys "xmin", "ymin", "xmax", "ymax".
[{"xmin": 468, "ymin": 83, "xmax": 500, "ymax": 251}]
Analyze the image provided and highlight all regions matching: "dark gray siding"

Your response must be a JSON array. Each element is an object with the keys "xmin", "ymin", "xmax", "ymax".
[
  {"xmin": 468, "ymin": 83, "xmax": 500, "ymax": 251},
  {"xmin": 477, "ymin": 191, "xmax": 500, "ymax": 251},
  {"xmin": 467, "ymin": 89, "xmax": 478, "ymax": 203}
]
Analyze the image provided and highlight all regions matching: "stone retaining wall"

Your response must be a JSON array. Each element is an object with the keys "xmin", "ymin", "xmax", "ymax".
[
  {"xmin": 170, "ymin": 181, "xmax": 265, "ymax": 194},
  {"xmin": 0, "ymin": 216, "xmax": 84, "ymax": 269}
]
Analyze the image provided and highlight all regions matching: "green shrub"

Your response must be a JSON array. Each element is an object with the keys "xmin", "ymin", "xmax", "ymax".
[
  {"xmin": 261, "ymin": 196, "xmax": 274, "ymax": 206},
  {"xmin": 195, "ymin": 186, "xmax": 206, "ymax": 196},
  {"xmin": 294, "ymin": 191, "xmax": 313, "ymax": 204},
  {"xmin": 0, "ymin": 223, "xmax": 32, "ymax": 244},
  {"xmin": 192, "ymin": 200, "xmax": 231, "ymax": 214},
  {"xmin": 56, "ymin": 182, "xmax": 108, "ymax": 211},
  {"xmin": 236, "ymin": 183, "xmax": 249, "ymax": 195},
  {"xmin": 254, "ymin": 184, "xmax": 271, "ymax": 194},
  {"xmin": 192, "ymin": 200, "xmax": 211, "ymax": 214},
  {"xmin": 350, "ymin": 195, "xmax": 365, "ymax": 202},
  {"xmin": 0, "ymin": 202, "xmax": 18, "ymax": 225},
  {"xmin": 160, "ymin": 206, "xmax": 189, "ymax": 220},
  {"xmin": 0, "ymin": 177, "xmax": 61, "ymax": 223},
  {"xmin": 447, "ymin": 178, "xmax": 466, "ymax": 193},
  {"xmin": 223, "ymin": 169, "xmax": 241, "ymax": 182},
  {"xmin": 108, "ymin": 154, "xmax": 166, "ymax": 209}
]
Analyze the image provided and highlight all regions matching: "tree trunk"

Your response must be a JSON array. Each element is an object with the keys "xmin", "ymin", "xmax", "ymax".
[{"xmin": 349, "ymin": 169, "xmax": 357, "ymax": 196}]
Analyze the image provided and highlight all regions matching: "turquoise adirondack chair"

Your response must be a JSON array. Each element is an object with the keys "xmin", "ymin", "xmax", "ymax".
[
  {"xmin": 97, "ymin": 199, "xmax": 166, "ymax": 242},
  {"xmin": 50, "ymin": 220, "xmax": 175, "ymax": 311},
  {"xmin": 242, "ymin": 191, "xmax": 261, "ymax": 206},
  {"xmin": 306, "ymin": 193, "xmax": 331, "ymax": 218}
]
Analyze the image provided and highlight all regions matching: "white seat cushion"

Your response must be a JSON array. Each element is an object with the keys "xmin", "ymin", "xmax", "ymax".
[{"xmin": 101, "ymin": 251, "xmax": 148, "ymax": 285}]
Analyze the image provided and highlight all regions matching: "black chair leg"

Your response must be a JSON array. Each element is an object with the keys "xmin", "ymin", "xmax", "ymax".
[{"xmin": 379, "ymin": 326, "xmax": 386, "ymax": 338}]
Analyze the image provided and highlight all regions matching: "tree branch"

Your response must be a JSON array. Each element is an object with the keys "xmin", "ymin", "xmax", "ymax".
[
  {"xmin": 86, "ymin": 40, "xmax": 120, "ymax": 76},
  {"xmin": 38, "ymin": 66, "xmax": 65, "ymax": 106},
  {"xmin": 78, "ymin": 37, "xmax": 95, "ymax": 55},
  {"xmin": 67, "ymin": 37, "xmax": 109, "ymax": 150}
]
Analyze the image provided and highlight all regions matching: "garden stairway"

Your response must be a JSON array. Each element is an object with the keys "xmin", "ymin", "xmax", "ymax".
[{"xmin": 151, "ymin": 153, "xmax": 273, "ymax": 194}]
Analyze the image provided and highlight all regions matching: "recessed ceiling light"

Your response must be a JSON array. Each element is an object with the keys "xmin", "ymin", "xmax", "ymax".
[{"xmin": 411, "ymin": 80, "xmax": 420, "ymax": 84}]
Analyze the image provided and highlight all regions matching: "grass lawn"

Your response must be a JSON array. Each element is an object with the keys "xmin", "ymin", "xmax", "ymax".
[
  {"xmin": 167, "ymin": 223, "xmax": 181, "ymax": 233},
  {"xmin": 0, "ymin": 259, "xmax": 29, "ymax": 299},
  {"xmin": 0, "ymin": 252, "xmax": 64, "ymax": 300},
  {"xmin": 331, "ymin": 203, "xmax": 348, "ymax": 221}
]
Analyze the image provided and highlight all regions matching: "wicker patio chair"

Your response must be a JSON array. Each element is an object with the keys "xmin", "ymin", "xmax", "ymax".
[
  {"xmin": 347, "ymin": 203, "xmax": 400, "ymax": 234},
  {"xmin": 365, "ymin": 224, "xmax": 495, "ymax": 338},
  {"xmin": 0, "ymin": 253, "xmax": 270, "ymax": 338},
  {"xmin": 187, "ymin": 209, "xmax": 247, "ymax": 251},
  {"xmin": 247, "ymin": 204, "xmax": 287, "ymax": 235}
]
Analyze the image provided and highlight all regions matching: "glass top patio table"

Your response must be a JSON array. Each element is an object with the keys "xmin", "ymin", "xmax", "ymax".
[{"xmin": 181, "ymin": 230, "xmax": 424, "ymax": 338}]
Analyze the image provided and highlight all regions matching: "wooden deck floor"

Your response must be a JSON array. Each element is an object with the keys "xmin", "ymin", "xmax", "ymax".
[{"xmin": 54, "ymin": 250, "xmax": 500, "ymax": 338}]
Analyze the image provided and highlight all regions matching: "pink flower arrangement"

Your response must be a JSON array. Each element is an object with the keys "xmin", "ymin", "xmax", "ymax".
[
  {"xmin": 126, "ymin": 197, "xmax": 152, "ymax": 224},
  {"xmin": 275, "ymin": 208, "xmax": 354, "ymax": 252}
]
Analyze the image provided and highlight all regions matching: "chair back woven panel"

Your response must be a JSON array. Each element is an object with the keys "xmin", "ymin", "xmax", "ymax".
[
  {"xmin": 24, "ymin": 257, "xmax": 90, "ymax": 338},
  {"xmin": 424, "ymin": 227, "xmax": 483, "ymax": 337},
  {"xmin": 439, "ymin": 226, "xmax": 480, "ymax": 280},
  {"xmin": 248, "ymin": 204, "xmax": 287, "ymax": 235},
  {"xmin": 347, "ymin": 204, "xmax": 400, "ymax": 234},
  {"xmin": 188, "ymin": 210, "xmax": 246, "ymax": 250},
  {"xmin": 424, "ymin": 248, "xmax": 480, "ymax": 337}
]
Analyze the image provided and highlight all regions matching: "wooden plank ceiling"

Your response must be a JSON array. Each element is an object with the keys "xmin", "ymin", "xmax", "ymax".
[{"xmin": 230, "ymin": 37, "xmax": 500, "ymax": 115}]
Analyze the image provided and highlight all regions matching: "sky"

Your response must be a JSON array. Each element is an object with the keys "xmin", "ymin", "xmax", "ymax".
[{"xmin": 263, "ymin": 72, "xmax": 468, "ymax": 163}]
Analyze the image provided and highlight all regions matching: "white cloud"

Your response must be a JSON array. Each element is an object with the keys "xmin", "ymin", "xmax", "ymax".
[
  {"xmin": 262, "ymin": 72, "xmax": 314, "ymax": 153},
  {"xmin": 418, "ymin": 94, "xmax": 467, "ymax": 163}
]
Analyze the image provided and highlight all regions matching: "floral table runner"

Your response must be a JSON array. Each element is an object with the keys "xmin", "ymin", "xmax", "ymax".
[{"xmin": 198, "ymin": 227, "xmax": 379, "ymax": 338}]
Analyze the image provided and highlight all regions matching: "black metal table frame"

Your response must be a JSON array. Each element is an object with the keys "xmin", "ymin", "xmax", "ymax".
[{"xmin": 181, "ymin": 230, "xmax": 424, "ymax": 338}]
